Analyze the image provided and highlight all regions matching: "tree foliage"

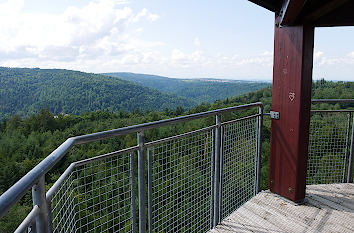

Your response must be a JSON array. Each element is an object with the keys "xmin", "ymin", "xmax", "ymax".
[
  {"xmin": 0, "ymin": 67, "xmax": 196, "ymax": 120},
  {"xmin": 104, "ymin": 72, "xmax": 270, "ymax": 104}
]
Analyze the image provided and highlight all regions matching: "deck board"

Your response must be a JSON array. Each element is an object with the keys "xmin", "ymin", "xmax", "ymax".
[{"xmin": 210, "ymin": 183, "xmax": 354, "ymax": 233}]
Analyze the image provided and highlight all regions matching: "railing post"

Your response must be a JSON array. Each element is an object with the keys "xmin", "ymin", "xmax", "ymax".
[
  {"xmin": 343, "ymin": 113, "xmax": 352, "ymax": 182},
  {"xmin": 30, "ymin": 217, "xmax": 37, "ymax": 232},
  {"xmin": 47, "ymin": 201, "xmax": 52, "ymax": 233},
  {"xmin": 348, "ymin": 114, "xmax": 354, "ymax": 183},
  {"xmin": 219, "ymin": 126, "xmax": 224, "ymax": 219},
  {"xmin": 130, "ymin": 152, "xmax": 137, "ymax": 233},
  {"xmin": 213, "ymin": 114, "xmax": 222, "ymax": 227},
  {"xmin": 137, "ymin": 131, "xmax": 146, "ymax": 233},
  {"xmin": 147, "ymin": 148, "xmax": 153, "ymax": 233},
  {"xmin": 210, "ymin": 130, "xmax": 215, "ymax": 228},
  {"xmin": 256, "ymin": 105, "xmax": 264, "ymax": 193},
  {"xmin": 32, "ymin": 176, "xmax": 48, "ymax": 233}
]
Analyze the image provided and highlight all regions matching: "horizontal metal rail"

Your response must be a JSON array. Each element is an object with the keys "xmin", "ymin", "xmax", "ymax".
[
  {"xmin": 311, "ymin": 110, "xmax": 354, "ymax": 113},
  {"xmin": 220, "ymin": 113, "xmax": 261, "ymax": 126},
  {"xmin": 311, "ymin": 99, "xmax": 354, "ymax": 104},
  {"xmin": 263, "ymin": 99, "xmax": 354, "ymax": 116},
  {"xmin": 14, "ymin": 205, "xmax": 40, "ymax": 233},
  {"xmin": 46, "ymin": 164, "xmax": 76, "ymax": 201},
  {"xmin": 0, "ymin": 102, "xmax": 262, "ymax": 220},
  {"xmin": 74, "ymin": 146, "xmax": 140, "ymax": 167},
  {"xmin": 145, "ymin": 125, "xmax": 217, "ymax": 147}
]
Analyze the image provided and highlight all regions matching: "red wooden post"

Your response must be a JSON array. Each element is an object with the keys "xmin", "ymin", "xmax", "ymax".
[{"xmin": 269, "ymin": 20, "xmax": 314, "ymax": 202}]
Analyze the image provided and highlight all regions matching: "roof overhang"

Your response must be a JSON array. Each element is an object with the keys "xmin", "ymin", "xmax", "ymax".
[
  {"xmin": 248, "ymin": 0, "xmax": 354, "ymax": 27},
  {"xmin": 247, "ymin": 0, "xmax": 282, "ymax": 13}
]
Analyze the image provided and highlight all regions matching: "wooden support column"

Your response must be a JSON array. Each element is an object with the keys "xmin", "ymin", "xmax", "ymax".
[{"xmin": 269, "ymin": 20, "xmax": 314, "ymax": 203}]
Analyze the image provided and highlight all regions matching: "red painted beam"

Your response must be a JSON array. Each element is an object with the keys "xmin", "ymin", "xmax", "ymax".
[{"xmin": 269, "ymin": 19, "xmax": 314, "ymax": 202}]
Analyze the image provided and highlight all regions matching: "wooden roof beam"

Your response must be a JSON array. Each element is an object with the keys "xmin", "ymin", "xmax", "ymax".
[
  {"xmin": 278, "ymin": 0, "xmax": 306, "ymax": 26},
  {"xmin": 314, "ymin": 0, "xmax": 354, "ymax": 27},
  {"xmin": 304, "ymin": 0, "xmax": 350, "ymax": 22},
  {"xmin": 248, "ymin": 0, "xmax": 281, "ymax": 13}
]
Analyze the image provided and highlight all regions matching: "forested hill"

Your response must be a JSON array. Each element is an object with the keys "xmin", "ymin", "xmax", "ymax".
[
  {"xmin": 103, "ymin": 72, "xmax": 270, "ymax": 104},
  {"xmin": 0, "ymin": 67, "xmax": 196, "ymax": 120}
]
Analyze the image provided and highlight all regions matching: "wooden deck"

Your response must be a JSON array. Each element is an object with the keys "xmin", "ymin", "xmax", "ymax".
[{"xmin": 209, "ymin": 183, "xmax": 354, "ymax": 233}]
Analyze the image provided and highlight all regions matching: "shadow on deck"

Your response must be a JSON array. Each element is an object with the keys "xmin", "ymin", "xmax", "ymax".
[{"xmin": 209, "ymin": 183, "xmax": 354, "ymax": 233}]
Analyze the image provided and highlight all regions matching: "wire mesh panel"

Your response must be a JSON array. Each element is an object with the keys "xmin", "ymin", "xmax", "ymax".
[
  {"xmin": 51, "ymin": 165, "xmax": 78, "ymax": 233},
  {"xmin": 221, "ymin": 116, "xmax": 258, "ymax": 220},
  {"xmin": 149, "ymin": 129, "xmax": 213, "ymax": 233},
  {"xmin": 307, "ymin": 112, "xmax": 352, "ymax": 184},
  {"xmin": 50, "ymin": 151, "xmax": 135, "ymax": 233}
]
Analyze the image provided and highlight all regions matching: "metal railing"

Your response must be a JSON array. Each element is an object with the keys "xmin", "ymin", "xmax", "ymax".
[
  {"xmin": 308, "ymin": 99, "xmax": 354, "ymax": 184},
  {"xmin": 0, "ymin": 103, "xmax": 263, "ymax": 233}
]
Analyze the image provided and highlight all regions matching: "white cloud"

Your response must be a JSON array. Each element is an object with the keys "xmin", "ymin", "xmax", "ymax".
[
  {"xmin": 0, "ymin": 0, "xmax": 274, "ymax": 79},
  {"xmin": 194, "ymin": 37, "xmax": 201, "ymax": 47},
  {"xmin": 148, "ymin": 13, "xmax": 160, "ymax": 22},
  {"xmin": 260, "ymin": 51, "xmax": 272, "ymax": 56},
  {"xmin": 313, "ymin": 50, "xmax": 354, "ymax": 66},
  {"xmin": 171, "ymin": 49, "xmax": 186, "ymax": 61},
  {"xmin": 314, "ymin": 51, "xmax": 324, "ymax": 60},
  {"xmin": 131, "ymin": 8, "xmax": 160, "ymax": 23},
  {"xmin": 166, "ymin": 48, "xmax": 273, "ymax": 78},
  {"xmin": 171, "ymin": 49, "xmax": 209, "ymax": 68},
  {"xmin": 135, "ymin": 28, "xmax": 144, "ymax": 34},
  {"xmin": 0, "ymin": 0, "xmax": 162, "ymax": 68},
  {"xmin": 346, "ymin": 51, "xmax": 354, "ymax": 64},
  {"xmin": 235, "ymin": 51, "xmax": 273, "ymax": 66},
  {"xmin": 312, "ymin": 50, "xmax": 354, "ymax": 80}
]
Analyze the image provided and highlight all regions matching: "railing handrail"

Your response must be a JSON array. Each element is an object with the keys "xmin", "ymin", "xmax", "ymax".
[
  {"xmin": 0, "ymin": 102, "xmax": 262, "ymax": 219},
  {"xmin": 311, "ymin": 99, "xmax": 354, "ymax": 103}
]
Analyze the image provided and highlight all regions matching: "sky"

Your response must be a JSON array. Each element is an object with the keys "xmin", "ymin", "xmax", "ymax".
[{"xmin": 0, "ymin": 0, "xmax": 353, "ymax": 81}]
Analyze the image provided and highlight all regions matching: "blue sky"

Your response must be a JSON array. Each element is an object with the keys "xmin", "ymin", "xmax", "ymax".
[{"xmin": 0, "ymin": 0, "xmax": 353, "ymax": 81}]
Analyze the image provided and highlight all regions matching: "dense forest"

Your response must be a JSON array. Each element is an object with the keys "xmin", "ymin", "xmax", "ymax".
[
  {"xmin": 0, "ymin": 68, "xmax": 270, "ymax": 121},
  {"xmin": 0, "ymin": 67, "xmax": 196, "ymax": 120},
  {"xmin": 0, "ymin": 80, "xmax": 353, "ymax": 232},
  {"xmin": 104, "ymin": 72, "xmax": 270, "ymax": 104}
]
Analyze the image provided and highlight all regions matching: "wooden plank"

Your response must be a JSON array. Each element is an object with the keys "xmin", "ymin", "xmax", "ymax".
[
  {"xmin": 246, "ymin": 198, "xmax": 311, "ymax": 232},
  {"xmin": 209, "ymin": 184, "xmax": 354, "ymax": 233},
  {"xmin": 232, "ymin": 206, "xmax": 284, "ymax": 232},
  {"xmin": 306, "ymin": 185, "xmax": 354, "ymax": 210},
  {"xmin": 253, "ymin": 192, "xmax": 326, "ymax": 231},
  {"xmin": 258, "ymin": 191, "xmax": 354, "ymax": 232},
  {"xmin": 210, "ymin": 213, "xmax": 256, "ymax": 233},
  {"xmin": 227, "ymin": 206, "xmax": 283, "ymax": 233},
  {"xmin": 306, "ymin": 192, "xmax": 354, "ymax": 213},
  {"xmin": 329, "ymin": 183, "xmax": 354, "ymax": 195},
  {"xmin": 210, "ymin": 219, "xmax": 254, "ymax": 233},
  {"xmin": 305, "ymin": 197, "xmax": 354, "ymax": 232},
  {"xmin": 269, "ymin": 23, "xmax": 314, "ymax": 202}
]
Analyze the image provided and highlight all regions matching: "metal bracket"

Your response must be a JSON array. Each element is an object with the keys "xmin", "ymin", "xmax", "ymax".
[{"xmin": 270, "ymin": 111, "xmax": 280, "ymax": 120}]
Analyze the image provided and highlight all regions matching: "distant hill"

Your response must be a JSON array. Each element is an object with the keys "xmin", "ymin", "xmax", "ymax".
[
  {"xmin": 103, "ymin": 72, "xmax": 270, "ymax": 104},
  {"xmin": 0, "ymin": 67, "xmax": 196, "ymax": 120}
]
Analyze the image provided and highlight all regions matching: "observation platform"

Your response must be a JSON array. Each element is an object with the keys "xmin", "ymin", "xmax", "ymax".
[{"xmin": 210, "ymin": 183, "xmax": 354, "ymax": 233}]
